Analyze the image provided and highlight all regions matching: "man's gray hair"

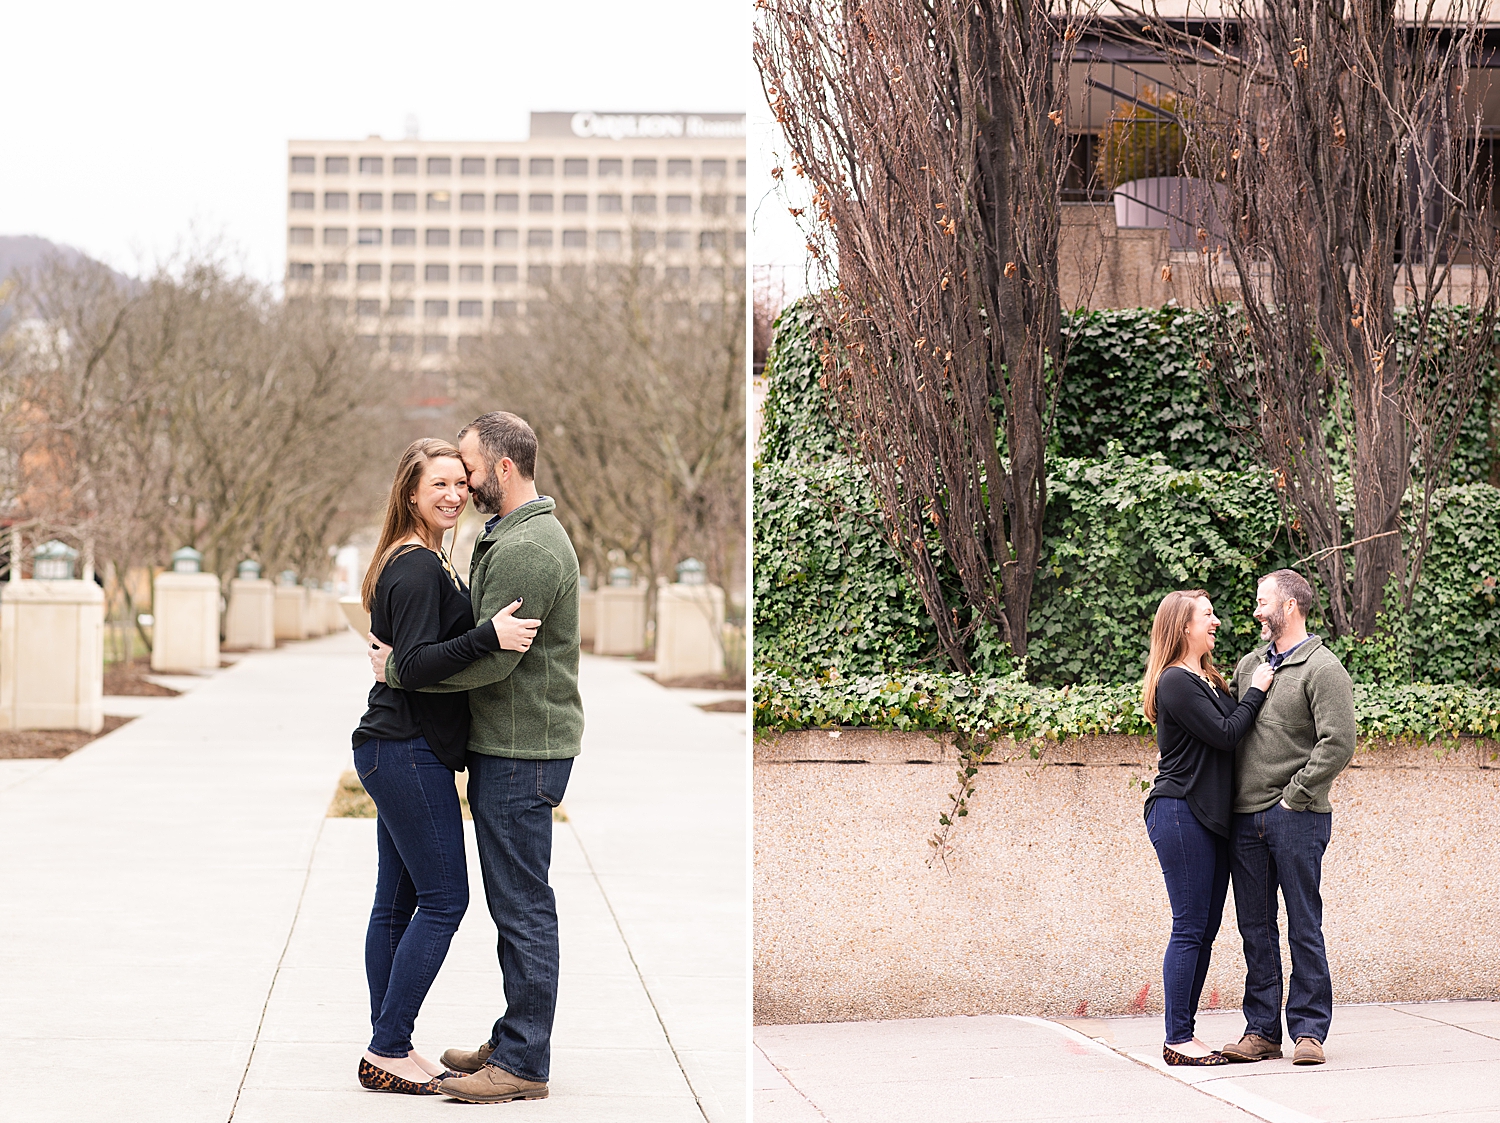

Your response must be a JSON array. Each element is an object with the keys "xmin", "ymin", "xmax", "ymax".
[
  {"xmin": 460, "ymin": 411, "xmax": 537, "ymax": 480},
  {"xmin": 1262, "ymin": 568, "xmax": 1316, "ymax": 619}
]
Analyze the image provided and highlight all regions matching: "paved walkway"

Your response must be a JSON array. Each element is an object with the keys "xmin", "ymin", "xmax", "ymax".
[
  {"xmin": 756, "ymin": 1002, "xmax": 1500, "ymax": 1123},
  {"xmin": 0, "ymin": 632, "xmax": 744, "ymax": 1121}
]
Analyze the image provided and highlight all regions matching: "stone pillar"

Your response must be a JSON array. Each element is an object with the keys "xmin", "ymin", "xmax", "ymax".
[
  {"xmin": 274, "ymin": 584, "xmax": 309, "ymax": 641},
  {"xmin": 322, "ymin": 585, "xmax": 346, "ymax": 632},
  {"xmin": 578, "ymin": 577, "xmax": 597, "ymax": 647},
  {"xmin": 224, "ymin": 578, "xmax": 275, "ymax": 650},
  {"xmin": 594, "ymin": 583, "xmax": 647, "ymax": 656},
  {"xmin": 0, "ymin": 580, "xmax": 105, "ymax": 732},
  {"xmin": 655, "ymin": 582, "xmax": 727, "ymax": 680},
  {"xmin": 303, "ymin": 583, "xmax": 328, "ymax": 638},
  {"xmin": 151, "ymin": 571, "xmax": 221, "ymax": 673}
]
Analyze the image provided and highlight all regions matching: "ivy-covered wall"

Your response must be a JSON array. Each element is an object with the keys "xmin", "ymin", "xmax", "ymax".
[{"xmin": 754, "ymin": 302, "xmax": 1500, "ymax": 686}]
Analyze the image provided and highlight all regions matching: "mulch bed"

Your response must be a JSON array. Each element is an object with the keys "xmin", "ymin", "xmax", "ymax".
[
  {"xmin": 103, "ymin": 658, "xmax": 181, "ymax": 697},
  {"xmin": 0, "ymin": 715, "xmax": 134, "ymax": 759},
  {"xmin": 697, "ymin": 699, "xmax": 746, "ymax": 713},
  {"xmin": 649, "ymin": 672, "xmax": 747, "ymax": 691}
]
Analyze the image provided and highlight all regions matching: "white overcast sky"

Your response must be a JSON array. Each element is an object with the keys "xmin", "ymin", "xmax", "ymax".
[{"xmin": 1, "ymin": 0, "xmax": 746, "ymax": 285}]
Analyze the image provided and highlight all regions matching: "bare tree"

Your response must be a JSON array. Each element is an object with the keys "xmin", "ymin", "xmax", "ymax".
[
  {"xmin": 1128, "ymin": 1, "xmax": 1500, "ymax": 635},
  {"xmin": 756, "ymin": 0, "xmax": 1096, "ymax": 671}
]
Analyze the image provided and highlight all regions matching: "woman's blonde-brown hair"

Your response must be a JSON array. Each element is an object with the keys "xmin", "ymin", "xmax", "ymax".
[
  {"xmin": 1141, "ymin": 589, "xmax": 1230, "ymax": 722},
  {"xmin": 360, "ymin": 438, "xmax": 466, "ymax": 611}
]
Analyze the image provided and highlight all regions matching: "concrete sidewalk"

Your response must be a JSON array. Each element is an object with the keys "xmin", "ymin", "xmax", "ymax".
[
  {"xmin": 0, "ymin": 632, "xmax": 745, "ymax": 1122},
  {"xmin": 756, "ymin": 1002, "xmax": 1500, "ymax": 1123}
]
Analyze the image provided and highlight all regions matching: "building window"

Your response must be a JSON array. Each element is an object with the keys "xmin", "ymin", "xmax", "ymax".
[
  {"xmin": 324, "ymin": 192, "xmax": 349, "ymax": 210},
  {"xmin": 597, "ymin": 193, "xmax": 623, "ymax": 213},
  {"xmin": 735, "ymin": 158, "xmax": 747, "ymax": 178},
  {"xmin": 701, "ymin": 266, "xmax": 725, "ymax": 285},
  {"xmin": 665, "ymin": 229, "xmax": 690, "ymax": 250},
  {"xmin": 326, "ymin": 298, "xmax": 348, "ymax": 316},
  {"xmin": 529, "ymin": 158, "xmax": 554, "ymax": 176},
  {"xmin": 357, "ymin": 334, "xmax": 379, "ymax": 350},
  {"xmin": 357, "ymin": 228, "xmax": 383, "ymax": 246},
  {"xmin": 426, "ymin": 191, "xmax": 451, "ymax": 212},
  {"xmin": 460, "ymin": 193, "xmax": 485, "ymax": 212},
  {"xmin": 288, "ymin": 227, "xmax": 314, "ymax": 244},
  {"xmin": 668, "ymin": 159, "xmax": 693, "ymax": 177},
  {"xmin": 287, "ymin": 262, "xmax": 314, "ymax": 279},
  {"xmin": 290, "ymin": 192, "xmax": 315, "ymax": 210},
  {"xmin": 493, "ymin": 300, "xmax": 517, "ymax": 317},
  {"xmin": 358, "ymin": 192, "xmax": 383, "ymax": 211},
  {"xmin": 425, "ymin": 301, "xmax": 449, "ymax": 318},
  {"xmin": 458, "ymin": 300, "xmax": 483, "ymax": 317},
  {"xmin": 699, "ymin": 303, "xmax": 721, "ymax": 322},
  {"xmin": 459, "ymin": 264, "xmax": 483, "ymax": 282},
  {"xmin": 598, "ymin": 158, "xmax": 623, "ymax": 177},
  {"xmin": 326, "ymin": 156, "xmax": 349, "ymax": 174},
  {"xmin": 666, "ymin": 195, "xmax": 692, "ymax": 214},
  {"xmin": 393, "ymin": 192, "xmax": 417, "ymax": 211},
  {"xmin": 561, "ymin": 265, "xmax": 584, "ymax": 284},
  {"xmin": 527, "ymin": 229, "xmax": 553, "ymax": 248},
  {"xmin": 596, "ymin": 230, "xmax": 622, "ymax": 251},
  {"xmin": 459, "ymin": 228, "xmax": 483, "ymax": 247},
  {"xmin": 392, "ymin": 228, "xmax": 416, "ymax": 245},
  {"xmin": 665, "ymin": 266, "xmax": 690, "ymax": 285},
  {"xmin": 528, "ymin": 265, "xmax": 552, "ymax": 285},
  {"xmin": 389, "ymin": 334, "xmax": 413, "ymax": 352},
  {"xmin": 423, "ymin": 334, "xmax": 448, "ymax": 353},
  {"xmin": 563, "ymin": 194, "xmax": 587, "ymax": 213},
  {"xmin": 632, "ymin": 194, "xmax": 657, "ymax": 214},
  {"xmin": 635, "ymin": 230, "xmax": 657, "ymax": 250},
  {"xmin": 357, "ymin": 299, "xmax": 381, "ymax": 317},
  {"xmin": 632, "ymin": 159, "xmax": 658, "ymax": 177},
  {"xmin": 360, "ymin": 156, "xmax": 384, "ymax": 175},
  {"xmin": 461, "ymin": 156, "xmax": 485, "ymax": 175},
  {"xmin": 494, "ymin": 193, "xmax": 519, "ymax": 212},
  {"xmin": 391, "ymin": 265, "xmax": 416, "ymax": 282},
  {"xmin": 390, "ymin": 299, "xmax": 415, "ymax": 315},
  {"xmin": 494, "ymin": 228, "xmax": 519, "ymax": 248},
  {"xmin": 702, "ymin": 159, "xmax": 727, "ymax": 178},
  {"xmin": 702, "ymin": 195, "xmax": 727, "ymax": 216},
  {"xmin": 425, "ymin": 264, "xmax": 450, "ymax": 282},
  {"xmin": 561, "ymin": 229, "xmax": 586, "ymax": 248},
  {"xmin": 700, "ymin": 230, "xmax": 726, "ymax": 250},
  {"xmin": 493, "ymin": 264, "xmax": 518, "ymax": 282},
  {"xmin": 734, "ymin": 230, "xmax": 746, "ymax": 249},
  {"xmin": 393, "ymin": 157, "xmax": 418, "ymax": 175},
  {"xmin": 457, "ymin": 335, "xmax": 482, "ymax": 354},
  {"xmin": 735, "ymin": 195, "xmax": 746, "ymax": 214},
  {"xmin": 323, "ymin": 227, "xmax": 348, "ymax": 246},
  {"xmin": 563, "ymin": 158, "xmax": 589, "ymax": 177},
  {"xmin": 495, "ymin": 157, "xmax": 519, "ymax": 175},
  {"xmin": 356, "ymin": 263, "xmax": 382, "ymax": 281},
  {"xmin": 427, "ymin": 157, "xmax": 452, "ymax": 175},
  {"xmin": 426, "ymin": 228, "xmax": 451, "ymax": 246},
  {"xmin": 528, "ymin": 194, "xmax": 554, "ymax": 212},
  {"xmin": 290, "ymin": 156, "xmax": 315, "ymax": 174}
]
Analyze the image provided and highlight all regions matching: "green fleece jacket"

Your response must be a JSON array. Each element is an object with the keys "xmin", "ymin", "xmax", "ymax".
[
  {"xmin": 386, "ymin": 497, "xmax": 584, "ymax": 759},
  {"xmin": 1230, "ymin": 635, "xmax": 1355, "ymax": 813}
]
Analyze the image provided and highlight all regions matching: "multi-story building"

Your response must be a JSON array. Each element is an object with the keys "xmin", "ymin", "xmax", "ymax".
[{"xmin": 285, "ymin": 111, "xmax": 746, "ymax": 369}]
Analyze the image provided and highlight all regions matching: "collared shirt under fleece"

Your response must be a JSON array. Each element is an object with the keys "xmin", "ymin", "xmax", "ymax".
[{"xmin": 386, "ymin": 496, "xmax": 584, "ymax": 759}]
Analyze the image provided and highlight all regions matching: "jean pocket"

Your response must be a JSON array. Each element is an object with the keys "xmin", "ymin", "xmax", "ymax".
[
  {"xmin": 355, "ymin": 743, "xmax": 379, "ymax": 781},
  {"xmin": 536, "ymin": 758, "xmax": 573, "ymax": 807}
]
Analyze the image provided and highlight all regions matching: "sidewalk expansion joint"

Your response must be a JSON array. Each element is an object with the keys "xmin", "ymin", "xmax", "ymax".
[
  {"xmin": 566, "ymin": 817, "xmax": 711, "ymax": 1123},
  {"xmin": 756, "ymin": 1043, "xmax": 834, "ymax": 1122},
  {"xmin": 226, "ymin": 815, "xmax": 328, "ymax": 1123}
]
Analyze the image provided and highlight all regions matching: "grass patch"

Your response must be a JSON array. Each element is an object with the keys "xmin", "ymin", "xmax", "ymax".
[{"xmin": 328, "ymin": 769, "xmax": 568, "ymax": 822}]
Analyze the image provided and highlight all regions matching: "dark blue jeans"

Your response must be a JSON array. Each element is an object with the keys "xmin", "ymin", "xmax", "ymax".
[
  {"xmin": 468, "ymin": 753, "xmax": 573, "ymax": 1084},
  {"xmin": 1146, "ymin": 797, "xmax": 1230, "ymax": 1045},
  {"xmin": 354, "ymin": 737, "xmax": 469, "ymax": 1058},
  {"xmin": 1230, "ymin": 804, "xmax": 1333, "ymax": 1044}
]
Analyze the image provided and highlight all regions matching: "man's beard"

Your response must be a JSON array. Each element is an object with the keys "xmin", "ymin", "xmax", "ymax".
[
  {"xmin": 1259, "ymin": 605, "xmax": 1287, "ymax": 645},
  {"xmin": 470, "ymin": 471, "xmax": 505, "ymax": 515}
]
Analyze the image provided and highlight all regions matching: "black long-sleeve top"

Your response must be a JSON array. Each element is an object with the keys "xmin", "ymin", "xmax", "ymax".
[
  {"xmin": 351, "ymin": 545, "xmax": 500, "ymax": 770},
  {"xmin": 1145, "ymin": 667, "xmax": 1266, "ymax": 838}
]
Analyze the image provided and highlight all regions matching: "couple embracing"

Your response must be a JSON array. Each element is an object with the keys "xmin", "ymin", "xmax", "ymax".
[
  {"xmin": 1141, "ymin": 569, "xmax": 1357, "ymax": 1068},
  {"xmin": 349, "ymin": 410, "xmax": 583, "ymax": 1103}
]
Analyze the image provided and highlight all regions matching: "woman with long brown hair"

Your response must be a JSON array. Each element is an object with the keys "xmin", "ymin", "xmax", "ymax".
[
  {"xmin": 1141, "ymin": 589, "xmax": 1274, "ymax": 1066},
  {"xmin": 350, "ymin": 438, "xmax": 539, "ymax": 1095}
]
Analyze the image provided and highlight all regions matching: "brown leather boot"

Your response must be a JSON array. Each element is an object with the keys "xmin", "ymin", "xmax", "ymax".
[
  {"xmin": 1220, "ymin": 1033, "xmax": 1283, "ymax": 1062},
  {"xmin": 439, "ymin": 1064, "xmax": 549, "ymax": 1103},
  {"xmin": 439, "ymin": 1041, "xmax": 494, "ymax": 1074},
  {"xmin": 1292, "ymin": 1037, "xmax": 1325, "ymax": 1065}
]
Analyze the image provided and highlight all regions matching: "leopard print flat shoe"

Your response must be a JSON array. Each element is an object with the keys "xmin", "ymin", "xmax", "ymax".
[
  {"xmin": 1163, "ymin": 1044, "xmax": 1231, "ymax": 1066},
  {"xmin": 358, "ymin": 1057, "xmax": 443, "ymax": 1094}
]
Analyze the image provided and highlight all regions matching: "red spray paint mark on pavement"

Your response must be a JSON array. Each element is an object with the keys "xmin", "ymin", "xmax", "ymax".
[
  {"xmin": 1074, "ymin": 1000, "xmax": 1089, "ymax": 1017},
  {"xmin": 1130, "ymin": 984, "xmax": 1150, "ymax": 1014},
  {"xmin": 1208, "ymin": 987, "xmax": 1221, "ymax": 1009}
]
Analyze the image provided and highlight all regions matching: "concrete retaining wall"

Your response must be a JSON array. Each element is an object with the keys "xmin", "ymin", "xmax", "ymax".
[{"xmin": 754, "ymin": 730, "xmax": 1500, "ymax": 1025}]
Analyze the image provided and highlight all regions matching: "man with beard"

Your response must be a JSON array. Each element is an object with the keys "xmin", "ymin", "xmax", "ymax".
[
  {"xmin": 370, "ymin": 410, "xmax": 583, "ymax": 1103},
  {"xmin": 1219, "ymin": 569, "xmax": 1355, "ymax": 1068}
]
